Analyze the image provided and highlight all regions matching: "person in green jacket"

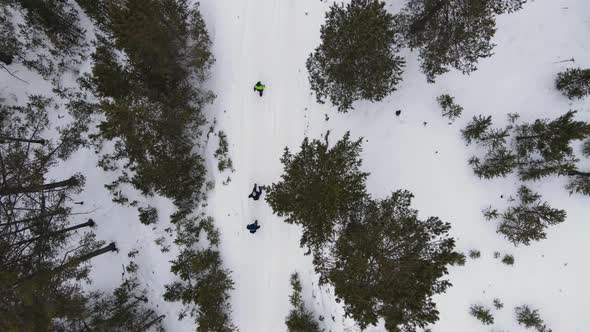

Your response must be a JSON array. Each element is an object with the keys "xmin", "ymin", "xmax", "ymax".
[{"xmin": 253, "ymin": 81, "xmax": 265, "ymax": 97}]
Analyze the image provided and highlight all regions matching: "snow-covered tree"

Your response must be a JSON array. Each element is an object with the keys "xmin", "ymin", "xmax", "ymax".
[
  {"xmin": 515, "ymin": 305, "xmax": 552, "ymax": 332},
  {"xmin": 307, "ymin": 0, "xmax": 405, "ymax": 112}
]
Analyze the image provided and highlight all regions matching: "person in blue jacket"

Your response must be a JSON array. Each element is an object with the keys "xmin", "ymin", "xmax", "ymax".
[{"xmin": 246, "ymin": 220, "xmax": 260, "ymax": 234}]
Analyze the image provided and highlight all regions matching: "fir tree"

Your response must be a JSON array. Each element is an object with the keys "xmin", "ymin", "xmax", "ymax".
[
  {"xmin": 514, "ymin": 111, "xmax": 590, "ymax": 181},
  {"xmin": 266, "ymin": 132, "xmax": 369, "ymax": 252},
  {"xmin": 307, "ymin": 0, "xmax": 405, "ymax": 112},
  {"xmin": 565, "ymin": 171, "xmax": 590, "ymax": 196},
  {"xmin": 285, "ymin": 273, "xmax": 322, "ymax": 332},
  {"xmin": 555, "ymin": 67, "xmax": 590, "ymax": 99},
  {"xmin": 488, "ymin": 186, "xmax": 566, "ymax": 246},
  {"xmin": 437, "ymin": 94, "xmax": 463, "ymax": 122},
  {"xmin": 327, "ymin": 190, "xmax": 457, "ymax": 331},
  {"xmin": 462, "ymin": 115, "xmax": 493, "ymax": 145},
  {"xmin": 469, "ymin": 304, "xmax": 494, "ymax": 325},
  {"xmin": 402, "ymin": 0, "xmax": 527, "ymax": 82},
  {"xmin": 515, "ymin": 305, "xmax": 552, "ymax": 332}
]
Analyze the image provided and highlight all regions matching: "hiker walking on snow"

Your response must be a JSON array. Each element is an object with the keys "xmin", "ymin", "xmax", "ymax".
[
  {"xmin": 246, "ymin": 220, "xmax": 260, "ymax": 234},
  {"xmin": 248, "ymin": 184, "xmax": 264, "ymax": 201},
  {"xmin": 253, "ymin": 81, "xmax": 265, "ymax": 97}
]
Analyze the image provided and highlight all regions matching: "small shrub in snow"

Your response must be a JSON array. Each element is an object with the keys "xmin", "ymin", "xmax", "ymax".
[
  {"xmin": 502, "ymin": 254, "xmax": 515, "ymax": 266},
  {"xmin": 556, "ymin": 68, "xmax": 590, "ymax": 99},
  {"xmin": 469, "ymin": 304, "xmax": 494, "ymax": 325},
  {"xmin": 493, "ymin": 298, "xmax": 504, "ymax": 310},
  {"xmin": 493, "ymin": 251, "xmax": 501, "ymax": 259},
  {"xmin": 469, "ymin": 249, "xmax": 481, "ymax": 259},
  {"xmin": 437, "ymin": 94, "xmax": 463, "ymax": 122},
  {"xmin": 215, "ymin": 131, "xmax": 234, "ymax": 172},
  {"xmin": 138, "ymin": 206, "xmax": 158, "ymax": 225}
]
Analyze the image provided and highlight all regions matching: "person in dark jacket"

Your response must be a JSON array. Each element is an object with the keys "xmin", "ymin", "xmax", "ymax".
[
  {"xmin": 246, "ymin": 220, "xmax": 260, "ymax": 234},
  {"xmin": 248, "ymin": 184, "xmax": 264, "ymax": 200},
  {"xmin": 253, "ymin": 81, "xmax": 265, "ymax": 96}
]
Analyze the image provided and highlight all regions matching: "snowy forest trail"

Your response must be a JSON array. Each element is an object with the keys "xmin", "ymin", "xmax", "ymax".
[
  {"xmin": 199, "ymin": 1, "xmax": 340, "ymax": 331},
  {"xmin": 196, "ymin": 0, "xmax": 590, "ymax": 331}
]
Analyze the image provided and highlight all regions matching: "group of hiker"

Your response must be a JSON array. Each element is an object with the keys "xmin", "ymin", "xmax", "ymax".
[{"xmin": 246, "ymin": 81, "xmax": 266, "ymax": 234}]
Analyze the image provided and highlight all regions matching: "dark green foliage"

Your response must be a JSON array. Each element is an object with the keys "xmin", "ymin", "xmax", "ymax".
[
  {"xmin": 449, "ymin": 252, "xmax": 466, "ymax": 266},
  {"xmin": 469, "ymin": 304, "xmax": 494, "ymax": 325},
  {"xmin": 437, "ymin": 94, "xmax": 463, "ymax": 121},
  {"xmin": 515, "ymin": 305, "xmax": 552, "ymax": 332},
  {"xmin": 487, "ymin": 186, "xmax": 566, "ymax": 246},
  {"xmin": 75, "ymin": 0, "xmax": 109, "ymax": 29},
  {"xmin": 501, "ymin": 254, "xmax": 514, "ymax": 265},
  {"xmin": 468, "ymin": 147, "xmax": 517, "ymax": 179},
  {"xmin": 215, "ymin": 131, "xmax": 234, "ymax": 172},
  {"xmin": 164, "ymin": 248, "xmax": 236, "ymax": 332},
  {"xmin": 307, "ymin": 0, "xmax": 405, "ymax": 112},
  {"xmin": 493, "ymin": 298, "xmax": 504, "ymax": 310},
  {"xmin": 555, "ymin": 68, "xmax": 590, "ymax": 99},
  {"xmin": 285, "ymin": 273, "xmax": 322, "ymax": 332},
  {"xmin": 138, "ymin": 206, "xmax": 158, "ymax": 225},
  {"xmin": 566, "ymin": 171, "xmax": 590, "ymax": 196},
  {"xmin": 328, "ymin": 191, "xmax": 457, "ymax": 331},
  {"xmin": 468, "ymin": 249, "xmax": 481, "ymax": 259},
  {"xmin": 266, "ymin": 132, "xmax": 369, "ymax": 251},
  {"xmin": 83, "ymin": 0, "xmax": 215, "ymax": 208},
  {"xmin": 462, "ymin": 115, "xmax": 493, "ymax": 145},
  {"xmin": 402, "ymin": 0, "xmax": 526, "ymax": 82},
  {"xmin": 514, "ymin": 111, "xmax": 590, "ymax": 181}
]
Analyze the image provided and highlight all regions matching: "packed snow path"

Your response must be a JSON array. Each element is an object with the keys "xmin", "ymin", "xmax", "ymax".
[{"xmin": 199, "ymin": 1, "xmax": 346, "ymax": 331}]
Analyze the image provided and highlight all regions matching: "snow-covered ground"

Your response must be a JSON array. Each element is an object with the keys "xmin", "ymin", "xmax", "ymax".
[{"xmin": 2, "ymin": 0, "xmax": 590, "ymax": 331}]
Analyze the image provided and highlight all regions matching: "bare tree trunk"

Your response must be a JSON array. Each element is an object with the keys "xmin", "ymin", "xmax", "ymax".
[
  {"xmin": 12, "ymin": 242, "xmax": 117, "ymax": 287},
  {"xmin": 568, "ymin": 170, "xmax": 590, "ymax": 177},
  {"xmin": 10, "ymin": 219, "xmax": 96, "ymax": 247},
  {"xmin": 0, "ymin": 176, "xmax": 79, "ymax": 196},
  {"xmin": 0, "ymin": 135, "xmax": 46, "ymax": 145},
  {"xmin": 139, "ymin": 314, "xmax": 165, "ymax": 331}
]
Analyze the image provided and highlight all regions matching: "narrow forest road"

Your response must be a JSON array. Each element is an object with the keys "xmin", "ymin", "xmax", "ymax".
[{"xmin": 198, "ymin": 1, "xmax": 345, "ymax": 331}]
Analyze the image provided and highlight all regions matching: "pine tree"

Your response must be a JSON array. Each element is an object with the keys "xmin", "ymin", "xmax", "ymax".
[
  {"xmin": 307, "ymin": 0, "xmax": 405, "ymax": 112},
  {"xmin": 469, "ymin": 304, "xmax": 494, "ymax": 325},
  {"xmin": 565, "ymin": 171, "xmax": 590, "ymax": 196},
  {"xmin": 402, "ymin": 0, "xmax": 527, "ymax": 82},
  {"xmin": 285, "ymin": 273, "xmax": 322, "ymax": 332},
  {"xmin": 437, "ymin": 94, "xmax": 463, "ymax": 122},
  {"xmin": 328, "ymin": 190, "xmax": 457, "ymax": 331},
  {"xmin": 488, "ymin": 186, "xmax": 566, "ymax": 246},
  {"xmin": 266, "ymin": 132, "xmax": 369, "ymax": 252},
  {"xmin": 556, "ymin": 68, "xmax": 590, "ymax": 99},
  {"xmin": 83, "ymin": 0, "xmax": 214, "ymax": 209}
]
